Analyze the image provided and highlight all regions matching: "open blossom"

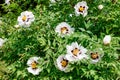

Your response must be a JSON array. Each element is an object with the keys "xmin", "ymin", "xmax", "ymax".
[
  {"xmin": 103, "ymin": 35, "xmax": 111, "ymax": 45},
  {"xmin": 55, "ymin": 55, "xmax": 69, "ymax": 72},
  {"xmin": 27, "ymin": 57, "xmax": 42, "ymax": 75},
  {"xmin": 0, "ymin": 38, "xmax": 6, "ymax": 47},
  {"xmin": 90, "ymin": 52, "xmax": 104, "ymax": 63},
  {"xmin": 55, "ymin": 22, "xmax": 74, "ymax": 37},
  {"xmin": 90, "ymin": 52, "xmax": 100, "ymax": 63},
  {"xmin": 17, "ymin": 11, "xmax": 35, "ymax": 27},
  {"xmin": 89, "ymin": 48, "xmax": 104, "ymax": 63},
  {"xmin": 74, "ymin": 1, "xmax": 88, "ymax": 17},
  {"xmin": 65, "ymin": 42, "xmax": 88, "ymax": 62}
]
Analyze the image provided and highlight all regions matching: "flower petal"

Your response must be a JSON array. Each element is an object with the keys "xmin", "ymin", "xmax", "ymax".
[{"xmin": 27, "ymin": 67, "xmax": 41, "ymax": 75}]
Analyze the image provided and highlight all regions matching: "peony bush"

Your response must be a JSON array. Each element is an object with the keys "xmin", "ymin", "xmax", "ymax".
[{"xmin": 0, "ymin": 0, "xmax": 120, "ymax": 80}]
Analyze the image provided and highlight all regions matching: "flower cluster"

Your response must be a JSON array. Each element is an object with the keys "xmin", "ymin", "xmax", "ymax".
[
  {"xmin": 1, "ymin": 0, "xmax": 113, "ymax": 76},
  {"xmin": 55, "ymin": 42, "xmax": 88, "ymax": 72},
  {"xmin": 55, "ymin": 42, "xmax": 104, "ymax": 72},
  {"xmin": 52, "ymin": 1, "xmax": 110, "ymax": 72}
]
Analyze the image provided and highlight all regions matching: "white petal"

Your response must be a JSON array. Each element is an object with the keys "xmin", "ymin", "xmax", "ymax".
[
  {"xmin": 66, "ymin": 45, "xmax": 73, "ymax": 51},
  {"xmin": 17, "ymin": 16, "xmax": 25, "ymax": 26},
  {"xmin": 27, "ymin": 57, "xmax": 40, "ymax": 66},
  {"xmin": 17, "ymin": 16, "xmax": 23, "ymax": 22},
  {"xmin": 18, "ymin": 22, "xmax": 24, "ymax": 26},
  {"xmin": 65, "ymin": 54, "xmax": 77, "ymax": 62},
  {"xmin": 30, "ymin": 17, "xmax": 35, "ymax": 22},
  {"xmin": 71, "ymin": 42, "xmax": 79, "ymax": 48},
  {"xmin": 25, "ymin": 21, "xmax": 32, "ymax": 26},
  {"xmin": 56, "ymin": 55, "xmax": 68, "ymax": 71},
  {"xmin": 80, "ymin": 46, "xmax": 87, "ymax": 54},
  {"xmin": 77, "ymin": 53, "xmax": 88, "ymax": 60},
  {"xmin": 91, "ymin": 59, "xmax": 99, "ymax": 63},
  {"xmin": 83, "ymin": 11, "xmax": 88, "ymax": 17},
  {"xmin": 21, "ymin": 11, "xmax": 26, "ymax": 16},
  {"xmin": 27, "ymin": 67, "xmax": 41, "ymax": 75}
]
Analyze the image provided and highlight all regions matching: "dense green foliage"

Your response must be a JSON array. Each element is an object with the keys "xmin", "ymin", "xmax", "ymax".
[{"xmin": 0, "ymin": 0, "xmax": 120, "ymax": 80}]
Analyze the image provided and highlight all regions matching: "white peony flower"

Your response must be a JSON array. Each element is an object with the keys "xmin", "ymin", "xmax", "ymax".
[
  {"xmin": 0, "ymin": 38, "xmax": 5, "ymax": 47},
  {"xmin": 56, "ymin": 55, "xmax": 69, "ymax": 72},
  {"xmin": 65, "ymin": 42, "xmax": 88, "ymax": 62},
  {"xmin": 5, "ymin": 0, "xmax": 10, "ymax": 5},
  {"xmin": 17, "ymin": 11, "xmax": 35, "ymax": 27},
  {"xmin": 27, "ymin": 57, "xmax": 42, "ymax": 75},
  {"xmin": 90, "ymin": 52, "xmax": 103, "ymax": 63},
  {"xmin": 55, "ymin": 22, "xmax": 74, "ymax": 37},
  {"xmin": 103, "ymin": 35, "xmax": 111, "ymax": 45},
  {"xmin": 74, "ymin": 1, "xmax": 88, "ymax": 17},
  {"xmin": 98, "ymin": 4, "xmax": 104, "ymax": 10}
]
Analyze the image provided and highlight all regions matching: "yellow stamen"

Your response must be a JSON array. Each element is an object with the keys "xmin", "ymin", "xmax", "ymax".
[
  {"xmin": 22, "ymin": 15, "xmax": 27, "ymax": 21},
  {"xmin": 71, "ymin": 48, "xmax": 80, "ymax": 56},
  {"xmin": 31, "ymin": 61, "xmax": 37, "ymax": 69},
  {"xmin": 61, "ymin": 27, "xmax": 68, "ymax": 34},
  {"xmin": 79, "ymin": 6, "xmax": 85, "ymax": 12},
  {"xmin": 91, "ymin": 53, "xmax": 99, "ymax": 59},
  {"xmin": 61, "ymin": 59, "xmax": 68, "ymax": 67}
]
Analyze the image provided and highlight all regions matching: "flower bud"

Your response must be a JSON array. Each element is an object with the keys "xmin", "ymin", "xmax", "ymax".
[
  {"xmin": 98, "ymin": 4, "xmax": 104, "ymax": 10},
  {"xmin": 103, "ymin": 35, "xmax": 111, "ymax": 45},
  {"xmin": 14, "ymin": 25, "xmax": 20, "ymax": 28}
]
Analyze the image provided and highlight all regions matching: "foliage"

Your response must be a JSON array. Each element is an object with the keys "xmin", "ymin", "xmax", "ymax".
[{"xmin": 0, "ymin": 0, "xmax": 120, "ymax": 80}]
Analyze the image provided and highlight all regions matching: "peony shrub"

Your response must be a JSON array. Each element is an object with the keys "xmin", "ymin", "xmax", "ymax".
[{"xmin": 0, "ymin": 0, "xmax": 120, "ymax": 80}]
